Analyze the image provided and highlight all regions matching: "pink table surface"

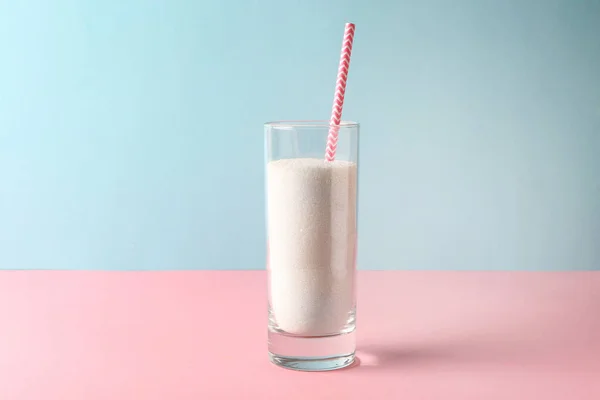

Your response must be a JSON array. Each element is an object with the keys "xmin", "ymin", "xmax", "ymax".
[{"xmin": 0, "ymin": 271, "xmax": 598, "ymax": 399}]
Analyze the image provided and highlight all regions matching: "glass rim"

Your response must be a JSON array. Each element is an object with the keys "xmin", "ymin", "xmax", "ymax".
[{"xmin": 264, "ymin": 120, "xmax": 359, "ymax": 128}]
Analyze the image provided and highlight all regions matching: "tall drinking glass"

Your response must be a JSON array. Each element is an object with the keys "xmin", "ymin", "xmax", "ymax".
[{"xmin": 265, "ymin": 121, "xmax": 359, "ymax": 371}]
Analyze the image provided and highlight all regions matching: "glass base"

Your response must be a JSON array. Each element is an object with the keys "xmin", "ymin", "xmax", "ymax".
[
  {"xmin": 268, "ymin": 328, "xmax": 356, "ymax": 371},
  {"xmin": 269, "ymin": 352, "xmax": 355, "ymax": 371}
]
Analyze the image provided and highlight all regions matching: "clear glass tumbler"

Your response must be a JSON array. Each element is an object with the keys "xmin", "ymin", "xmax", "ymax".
[{"xmin": 265, "ymin": 120, "xmax": 359, "ymax": 371}]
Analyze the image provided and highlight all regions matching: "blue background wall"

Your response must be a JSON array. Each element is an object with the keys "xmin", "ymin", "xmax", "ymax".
[{"xmin": 1, "ymin": 0, "xmax": 599, "ymax": 270}]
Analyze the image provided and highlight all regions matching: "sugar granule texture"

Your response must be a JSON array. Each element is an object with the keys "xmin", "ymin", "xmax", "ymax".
[{"xmin": 267, "ymin": 158, "xmax": 357, "ymax": 335}]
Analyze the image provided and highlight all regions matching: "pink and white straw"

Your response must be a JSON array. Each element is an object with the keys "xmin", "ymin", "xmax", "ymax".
[{"xmin": 325, "ymin": 22, "xmax": 356, "ymax": 162}]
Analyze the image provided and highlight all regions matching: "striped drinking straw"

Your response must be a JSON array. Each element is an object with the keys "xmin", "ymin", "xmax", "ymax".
[{"xmin": 325, "ymin": 23, "xmax": 356, "ymax": 162}]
